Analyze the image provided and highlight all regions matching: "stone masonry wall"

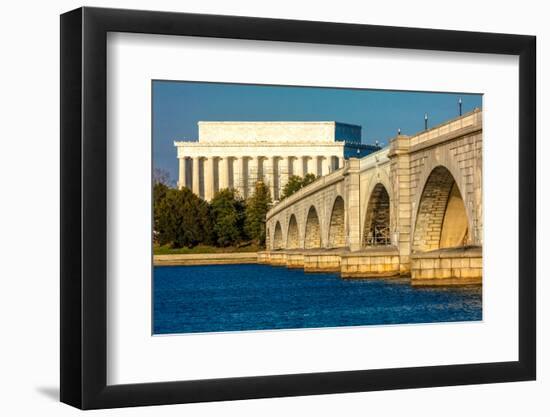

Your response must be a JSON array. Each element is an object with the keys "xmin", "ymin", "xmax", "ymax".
[
  {"xmin": 408, "ymin": 112, "xmax": 483, "ymax": 249},
  {"xmin": 389, "ymin": 135, "xmax": 412, "ymax": 274},
  {"xmin": 328, "ymin": 197, "xmax": 346, "ymax": 247},
  {"xmin": 287, "ymin": 215, "xmax": 300, "ymax": 249},
  {"xmin": 412, "ymin": 166, "xmax": 456, "ymax": 251},
  {"xmin": 265, "ymin": 110, "xmax": 483, "ymax": 284},
  {"xmin": 304, "ymin": 207, "xmax": 322, "ymax": 249},
  {"xmin": 410, "ymin": 247, "xmax": 482, "ymax": 285}
]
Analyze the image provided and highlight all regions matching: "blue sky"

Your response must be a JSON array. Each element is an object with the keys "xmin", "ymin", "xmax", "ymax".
[{"xmin": 153, "ymin": 81, "xmax": 482, "ymax": 183}]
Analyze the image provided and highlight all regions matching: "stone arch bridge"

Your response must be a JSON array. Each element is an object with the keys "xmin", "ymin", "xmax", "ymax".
[{"xmin": 262, "ymin": 109, "xmax": 483, "ymax": 285}]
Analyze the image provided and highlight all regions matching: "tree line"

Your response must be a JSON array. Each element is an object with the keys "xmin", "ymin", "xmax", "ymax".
[
  {"xmin": 279, "ymin": 173, "xmax": 317, "ymax": 200},
  {"xmin": 153, "ymin": 170, "xmax": 319, "ymax": 250},
  {"xmin": 154, "ymin": 180, "xmax": 272, "ymax": 249}
]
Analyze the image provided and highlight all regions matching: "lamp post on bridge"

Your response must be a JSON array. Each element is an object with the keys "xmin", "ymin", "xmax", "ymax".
[
  {"xmin": 424, "ymin": 113, "xmax": 428, "ymax": 130},
  {"xmin": 458, "ymin": 97, "xmax": 463, "ymax": 116}
]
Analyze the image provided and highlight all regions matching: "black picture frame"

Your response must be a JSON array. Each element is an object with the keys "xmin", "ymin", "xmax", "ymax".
[{"xmin": 60, "ymin": 6, "xmax": 536, "ymax": 410}]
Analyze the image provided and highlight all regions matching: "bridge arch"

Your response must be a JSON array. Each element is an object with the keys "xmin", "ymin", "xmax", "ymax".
[
  {"xmin": 304, "ymin": 205, "xmax": 322, "ymax": 249},
  {"xmin": 286, "ymin": 214, "xmax": 300, "ymax": 249},
  {"xmin": 363, "ymin": 183, "xmax": 391, "ymax": 246},
  {"xmin": 412, "ymin": 165, "xmax": 470, "ymax": 252},
  {"xmin": 272, "ymin": 221, "xmax": 283, "ymax": 250},
  {"xmin": 328, "ymin": 196, "xmax": 346, "ymax": 248}
]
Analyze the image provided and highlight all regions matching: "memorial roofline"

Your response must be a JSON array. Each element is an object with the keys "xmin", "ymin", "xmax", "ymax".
[{"xmin": 197, "ymin": 121, "xmax": 361, "ymax": 127}]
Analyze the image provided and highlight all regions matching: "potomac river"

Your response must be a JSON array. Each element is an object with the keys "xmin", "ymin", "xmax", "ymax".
[{"xmin": 153, "ymin": 264, "xmax": 482, "ymax": 335}]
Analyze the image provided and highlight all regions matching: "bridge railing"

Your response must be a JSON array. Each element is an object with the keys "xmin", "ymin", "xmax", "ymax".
[
  {"xmin": 359, "ymin": 148, "xmax": 390, "ymax": 172},
  {"xmin": 267, "ymin": 165, "xmax": 346, "ymax": 219},
  {"xmin": 409, "ymin": 108, "xmax": 482, "ymax": 147}
]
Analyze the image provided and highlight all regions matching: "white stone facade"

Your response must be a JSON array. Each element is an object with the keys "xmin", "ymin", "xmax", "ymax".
[{"xmin": 175, "ymin": 121, "xmax": 376, "ymax": 201}]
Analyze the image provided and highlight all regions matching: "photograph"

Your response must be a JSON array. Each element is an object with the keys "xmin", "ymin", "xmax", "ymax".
[
  {"xmin": 152, "ymin": 80, "xmax": 483, "ymax": 335},
  {"xmin": 0, "ymin": 1, "xmax": 537, "ymax": 414}
]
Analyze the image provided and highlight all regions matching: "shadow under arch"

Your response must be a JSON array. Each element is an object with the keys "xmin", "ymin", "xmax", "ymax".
[
  {"xmin": 286, "ymin": 214, "xmax": 300, "ymax": 249},
  {"xmin": 413, "ymin": 165, "xmax": 469, "ymax": 252},
  {"xmin": 272, "ymin": 221, "xmax": 283, "ymax": 250},
  {"xmin": 304, "ymin": 206, "xmax": 321, "ymax": 249},
  {"xmin": 363, "ymin": 183, "xmax": 391, "ymax": 246},
  {"xmin": 328, "ymin": 196, "xmax": 345, "ymax": 248}
]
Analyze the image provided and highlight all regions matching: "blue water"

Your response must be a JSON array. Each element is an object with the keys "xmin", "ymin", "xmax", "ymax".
[{"xmin": 153, "ymin": 264, "xmax": 482, "ymax": 335}]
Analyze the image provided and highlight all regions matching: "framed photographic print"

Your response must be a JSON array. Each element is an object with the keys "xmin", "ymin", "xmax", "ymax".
[{"xmin": 60, "ymin": 6, "xmax": 536, "ymax": 409}]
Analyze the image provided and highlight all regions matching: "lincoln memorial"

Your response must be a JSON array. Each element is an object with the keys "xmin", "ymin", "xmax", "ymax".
[{"xmin": 175, "ymin": 121, "xmax": 379, "ymax": 201}]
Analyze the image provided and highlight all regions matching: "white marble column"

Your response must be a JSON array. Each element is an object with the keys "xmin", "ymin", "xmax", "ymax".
[
  {"xmin": 281, "ymin": 156, "xmax": 291, "ymax": 187},
  {"xmin": 297, "ymin": 156, "xmax": 305, "ymax": 178},
  {"xmin": 316, "ymin": 156, "xmax": 323, "ymax": 176},
  {"xmin": 234, "ymin": 157, "xmax": 244, "ymax": 197},
  {"xmin": 305, "ymin": 156, "xmax": 314, "ymax": 176},
  {"xmin": 220, "ymin": 157, "xmax": 230, "ymax": 190},
  {"xmin": 240, "ymin": 157, "xmax": 247, "ymax": 198},
  {"xmin": 204, "ymin": 157, "xmax": 215, "ymax": 201},
  {"xmin": 278, "ymin": 157, "xmax": 291, "ymax": 198},
  {"xmin": 275, "ymin": 157, "xmax": 281, "ymax": 200},
  {"xmin": 242, "ymin": 157, "xmax": 249, "ymax": 198},
  {"xmin": 322, "ymin": 156, "xmax": 332, "ymax": 176},
  {"xmin": 286, "ymin": 156, "xmax": 293, "ymax": 179},
  {"xmin": 257, "ymin": 156, "xmax": 264, "ymax": 183},
  {"xmin": 265, "ymin": 156, "xmax": 275, "ymax": 200},
  {"xmin": 339, "ymin": 156, "xmax": 345, "ymax": 170},
  {"xmin": 192, "ymin": 157, "xmax": 201, "ymax": 196},
  {"xmin": 227, "ymin": 157, "xmax": 234, "ymax": 189},
  {"xmin": 248, "ymin": 156, "xmax": 258, "ymax": 197},
  {"xmin": 178, "ymin": 157, "xmax": 186, "ymax": 189}
]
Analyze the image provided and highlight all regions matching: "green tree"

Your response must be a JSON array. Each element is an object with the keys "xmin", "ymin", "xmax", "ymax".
[
  {"xmin": 210, "ymin": 188, "xmax": 246, "ymax": 247},
  {"xmin": 245, "ymin": 181, "xmax": 272, "ymax": 247},
  {"xmin": 302, "ymin": 173, "xmax": 317, "ymax": 187},
  {"xmin": 153, "ymin": 182, "xmax": 169, "ymax": 244},
  {"xmin": 280, "ymin": 175, "xmax": 302, "ymax": 200},
  {"xmin": 280, "ymin": 173, "xmax": 318, "ymax": 200},
  {"xmin": 155, "ymin": 187, "xmax": 212, "ymax": 248}
]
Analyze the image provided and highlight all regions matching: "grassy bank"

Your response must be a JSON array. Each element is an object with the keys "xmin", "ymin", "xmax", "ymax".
[{"xmin": 153, "ymin": 243, "xmax": 260, "ymax": 255}]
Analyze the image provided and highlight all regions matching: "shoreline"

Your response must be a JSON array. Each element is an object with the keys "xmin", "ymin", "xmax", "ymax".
[
  {"xmin": 154, "ymin": 252, "xmax": 258, "ymax": 266},
  {"xmin": 153, "ymin": 251, "xmax": 481, "ymax": 287}
]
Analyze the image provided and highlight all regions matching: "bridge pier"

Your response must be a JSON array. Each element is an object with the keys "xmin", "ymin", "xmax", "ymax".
[
  {"xmin": 340, "ymin": 247, "xmax": 400, "ymax": 278},
  {"xmin": 268, "ymin": 251, "xmax": 287, "ymax": 266},
  {"xmin": 410, "ymin": 246, "xmax": 482, "ymax": 285},
  {"xmin": 258, "ymin": 246, "xmax": 480, "ymax": 286},
  {"xmin": 303, "ymin": 251, "xmax": 342, "ymax": 273},
  {"xmin": 346, "ymin": 158, "xmax": 363, "ymax": 252},
  {"xmin": 389, "ymin": 133, "xmax": 413, "ymax": 275},
  {"xmin": 286, "ymin": 251, "xmax": 305, "ymax": 268},
  {"xmin": 257, "ymin": 251, "xmax": 271, "ymax": 264}
]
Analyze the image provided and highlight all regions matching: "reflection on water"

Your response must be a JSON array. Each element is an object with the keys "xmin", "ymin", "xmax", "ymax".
[{"xmin": 153, "ymin": 264, "xmax": 482, "ymax": 335}]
